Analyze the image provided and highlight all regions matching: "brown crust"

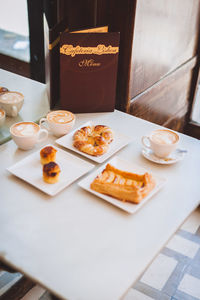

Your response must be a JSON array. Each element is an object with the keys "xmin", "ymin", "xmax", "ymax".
[
  {"xmin": 0, "ymin": 87, "xmax": 9, "ymax": 93},
  {"xmin": 73, "ymin": 125, "xmax": 114, "ymax": 156},
  {"xmin": 90, "ymin": 164, "xmax": 155, "ymax": 204},
  {"xmin": 43, "ymin": 162, "xmax": 60, "ymax": 184},
  {"xmin": 40, "ymin": 146, "xmax": 57, "ymax": 165}
]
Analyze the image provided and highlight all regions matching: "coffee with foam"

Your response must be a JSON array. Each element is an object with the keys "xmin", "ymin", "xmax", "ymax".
[
  {"xmin": 142, "ymin": 129, "xmax": 179, "ymax": 158},
  {"xmin": 47, "ymin": 110, "xmax": 74, "ymax": 124},
  {"xmin": 11, "ymin": 122, "xmax": 39, "ymax": 137},
  {"xmin": 10, "ymin": 121, "xmax": 48, "ymax": 150},
  {"xmin": 0, "ymin": 92, "xmax": 24, "ymax": 104},
  {"xmin": 151, "ymin": 130, "xmax": 178, "ymax": 145}
]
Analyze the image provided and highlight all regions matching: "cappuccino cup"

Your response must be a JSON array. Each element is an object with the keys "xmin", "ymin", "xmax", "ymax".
[
  {"xmin": 0, "ymin": 91, "xmax": 24, "ymax": 117},
  {"xmin": 10, "ymin": 121, "xmax": 48, "ymax": 150},
  {"xmin": 0, "ymin": 109, "xmax": 6, "ymax": 127},
  {"xmin": 142, "ymin": 129, "xmax": 179, "ymax": 158},
  {"xmin": 39, "ymin": 110, "xmax": 75, "ymax": 137}
]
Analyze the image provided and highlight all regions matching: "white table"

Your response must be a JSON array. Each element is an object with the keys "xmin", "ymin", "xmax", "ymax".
[
  {"xmin": 0, "ymin": 69, "xmax": 49, "ymax": 144},
  {"xmin": 0, "ymin": 110, "xmax": 200, "ymax": 300}
]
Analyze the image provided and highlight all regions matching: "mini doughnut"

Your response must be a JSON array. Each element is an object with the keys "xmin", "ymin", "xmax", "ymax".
[{"xmin": 73, "ymin": 125, "xmax": 114, "ymax": 156}]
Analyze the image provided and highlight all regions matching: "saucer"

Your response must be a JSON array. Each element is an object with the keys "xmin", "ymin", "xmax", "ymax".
[{"xmin": 142, "ymin": 147, "xmax": 187, "ymax": 165}]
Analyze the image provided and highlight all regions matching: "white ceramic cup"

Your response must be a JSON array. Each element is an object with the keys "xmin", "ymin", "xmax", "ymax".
[
  {"xmin": 10, "ymin": 121, "xmax": 48, "ymax": 150},
  {"xmin": 0, "ymin": 108, "xmax": 6, "ymax": 127},
  {"xmin": 39, "ymin": 110, "xmax": 75, "ymax": 137},
  {"xmin": 142, "ymin": 129, "xmax": 179, "ymax": 158},
  {"xmin": 0, "ymin": 92, "xmax": 24, "ymax": 117}
]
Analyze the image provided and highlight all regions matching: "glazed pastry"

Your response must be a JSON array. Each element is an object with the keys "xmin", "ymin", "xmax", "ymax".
[
  {"xmin": 90, "ymin": 164, "xmax": 155, "ymax": 204},
  {"xmin": 0, "ymin": 87, "xmax": 9, "ymax": 93},
  {"xmin": 73, "ymin": 125, "xmax": 114, "ymax": 156},
  {"xmin": 43, "ymin": 162, "xmax": 60, "ymax": 184},
  {"xmin": 40, "ymin": 146, "xmax": 57, "ymax": 165}
]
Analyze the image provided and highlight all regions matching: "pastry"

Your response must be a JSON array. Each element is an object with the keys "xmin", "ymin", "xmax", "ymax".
[
  {"xmin": 0, "ymin": 87, "xmax": 9, "ymax": 93},
  {"xmin": 73, "ymin": 125, "xmax": 114, "ymax": 156},
  {"xmin": 40, "ymin": 146, "xmax": 57, "ymax": 165},
  {"xmin": 43, "ymin": 162, "xmax": 60, "ymax": 184},
  {"xmin": 90, "ymin": 164, "xmax": 155, "ymax": 204}
]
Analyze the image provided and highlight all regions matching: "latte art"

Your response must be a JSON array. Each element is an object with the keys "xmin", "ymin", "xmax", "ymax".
[
  {"xmin": 151, "ymin": 130, "xmax": 178, "ymax": 145},
  {"xmin": 0, "ymin": 92, "xmax": 24, "ymax": 104},
  {"xmin": 47, "ymin": 111, "xmax": 74, "ymax": 124},
  {"xmin": 11, "ymin": 122, "xmax": 39, "ymax": 137}
]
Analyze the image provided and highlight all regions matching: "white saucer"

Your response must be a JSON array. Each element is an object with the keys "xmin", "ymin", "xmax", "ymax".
[{"xmin": 142, "ymin": 147, "xmax": 187, "ymax": 165}]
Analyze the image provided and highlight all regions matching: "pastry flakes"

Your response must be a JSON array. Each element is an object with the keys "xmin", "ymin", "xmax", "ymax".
[{"xmin": 90, "ymin": 164, "xmax": 155, "ymax": 204}]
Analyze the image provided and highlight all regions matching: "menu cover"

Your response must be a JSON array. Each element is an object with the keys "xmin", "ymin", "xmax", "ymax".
[{"xmin": 60, "ymin": 32, "xmax": 120, "ymax": 113}]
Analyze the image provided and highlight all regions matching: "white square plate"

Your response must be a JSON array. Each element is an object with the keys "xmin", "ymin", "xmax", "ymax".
[
  {"xmin": 55, "ymin": 121, "xmax": 133, "ymax": 163},
  {"xmin": 7, "ymin": 144, "xmax": 94, "ymax": 196},
  {"xmin": 78, "ymin": 156, "xmax": 166, "ymax": 214}
]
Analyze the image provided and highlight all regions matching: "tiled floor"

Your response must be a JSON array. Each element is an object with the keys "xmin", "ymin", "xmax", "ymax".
[{"xmin": 1, "ymin": 206, "xmax": 200, "ymax": 300}]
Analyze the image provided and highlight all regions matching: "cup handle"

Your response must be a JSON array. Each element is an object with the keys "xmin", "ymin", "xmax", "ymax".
[
  {"xmin": 39, "ymin": 118, "xmax": 49, "ymax": 131},
  {"xmin": 37, "ymin": 129, "xmax": 48, "ymax": 143},
  {"xmin": 11, "ymin": 106, "xmax": 18, "ymax": 117},
  {"xmin": 142, "ymin": 136, "xmax": 151, "ymax": 149}
]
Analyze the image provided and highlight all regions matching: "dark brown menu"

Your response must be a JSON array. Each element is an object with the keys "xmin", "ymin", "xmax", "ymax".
[{"xmin": 60, "ymin": 32, "xmax": 120, "ymax": 113}]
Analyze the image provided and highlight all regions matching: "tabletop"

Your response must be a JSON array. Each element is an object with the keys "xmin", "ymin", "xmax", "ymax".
[
  {"xmin": 0, "ymin": 110, "xmax": 200, "ymax": 300},
  {"xmin": 0, "ymin": 69, "xmax": 49, "ymax": 145}
]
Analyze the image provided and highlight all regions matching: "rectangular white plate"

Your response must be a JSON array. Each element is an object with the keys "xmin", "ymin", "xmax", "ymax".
[
  {"xmin": 7, "ymin": 144, "xmax": 94, "ymax": 196},
  {"xmin": 55, "ymin": 121, "xmax": 133, "ymax": 163},
  {"xmin": 78, "ymin": 156, "xmax": 166, "ymax": 214}
]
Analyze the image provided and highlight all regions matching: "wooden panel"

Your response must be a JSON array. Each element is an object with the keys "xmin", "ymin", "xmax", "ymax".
[
  {"xmin": 43, "ymin": 0, "xmax": 58, "ymax": 28},
  {"xmin": 0, "ymin": 54, "xmax": 30, "ymax": 79},
  {"xmin": 163, "ymin": 106, "xmax": 188, "ymax": 132},
  {"xmin": 184, "ymin": 123, "xmax": 200, "ymax": 139},
  {"xmin": 108, "ymin": 0, "xmax": 137, "ymax": 111},
  {"xmin": 27, "ymin": 0, "xmax": 45, "ymax": 83},
  {"xmin": 130, "ymin": 0, "xmax": 200, "ymax": 98},
  {"xmin": 129, "ymin": 58, "xmax": 196, "ymax": 130},
  {"xmin": 58, "ymin": 0, "xmax": 96, "ymax": 30}
]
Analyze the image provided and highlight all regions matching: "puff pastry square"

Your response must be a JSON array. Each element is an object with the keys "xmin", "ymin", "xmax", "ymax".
[{"xmin": 90, "ymin": 164, "xmax": 155, "ymax": 204}]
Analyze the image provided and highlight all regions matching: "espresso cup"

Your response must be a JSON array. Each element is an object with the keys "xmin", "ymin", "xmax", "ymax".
[
  {"xmin": 39, "ymin": 110, "xmax": 75, "ymax": 137},
  {"xmin": 0, "ymin": 91, "xmax": 24, "ymax": 117},
  {"xmin": 0, "ymin": 108, "xmax": 6, "ymax": 127},
  {"xmin": 142, "ymin": 129, "xmax": 179, "ymax": 158},
  {"xmin": 10, "ymin": 121, "xmax": 48, "ymax": 150}
]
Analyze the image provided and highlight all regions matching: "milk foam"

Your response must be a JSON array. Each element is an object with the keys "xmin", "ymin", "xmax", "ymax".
[
  {"xmin": 48, "ymin": 111, "xmax": 74, "ymax": 124},
  {"xmin": 12, "ymin": 123, "xmax": 38, "ymax": 136},
  {"xmin": 19, "ymin": 125, "xmax": 36, "ymax": 136},
  {"xmin": 152, "ymin": 131, "xmax": 177, "ymax": 145},
  {"xmin": 0, "ymin": 92, "xmax": 23, "ymax": 103}
]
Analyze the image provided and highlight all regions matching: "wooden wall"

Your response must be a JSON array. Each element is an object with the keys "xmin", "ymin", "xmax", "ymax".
[
  {"xmin": 127, "ymin": 0, "xmax": 200, "ymax": 132},
  {"xmin": 106, "ymin": 0, "xmax": 200, "ymax": 132}
]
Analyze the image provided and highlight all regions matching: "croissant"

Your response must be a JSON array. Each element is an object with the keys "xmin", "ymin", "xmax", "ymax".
[
  {"xmin": 73, "ymin": 125, "xmax": 114, "ymax": 156},
  {"xmin": 90, "ymin": 164, "xmax": 155, "ymax": 204}
]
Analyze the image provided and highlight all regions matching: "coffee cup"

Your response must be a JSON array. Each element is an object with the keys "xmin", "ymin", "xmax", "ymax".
[
  {"xmin": 0, "ymin": 109, "xmax": 6, "ymax": 127},
  {"xmin": 142, "ymin": 129, "xmax": 179, "ymax": 158},
  {"xmin": 10, "ymin": 121, "xmax": 48, "ymax": 150},
  {"xmin": 39, "ymin": 110, "xmax": 75, "ymax": 137},
  {"xmin": 0, "ymin": 92, "xmax": 24, "ymax": 117}
]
